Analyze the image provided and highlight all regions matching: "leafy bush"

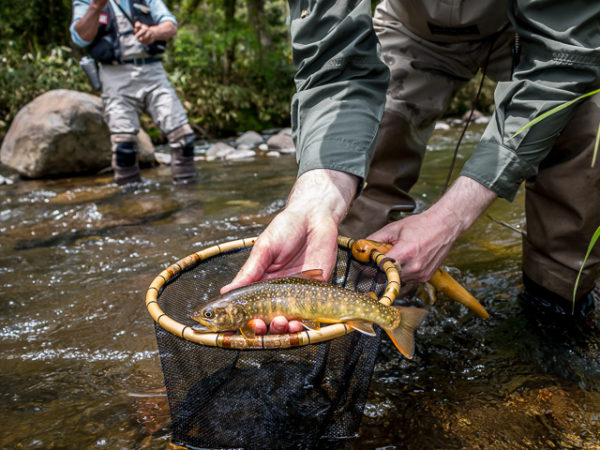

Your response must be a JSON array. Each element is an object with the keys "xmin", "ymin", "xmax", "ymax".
[{"xmin": 0, "ymin": 42, "xmax": 91, "ymax": 138}]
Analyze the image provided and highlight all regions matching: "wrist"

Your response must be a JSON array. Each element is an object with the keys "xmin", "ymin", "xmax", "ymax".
[
  {"xmin": 430, "ymin": 176, "xmax": 497, "ymax": 236},
  {"xmin": 286, "ymin": 169, "xmax": 358, "ymax": 224}
]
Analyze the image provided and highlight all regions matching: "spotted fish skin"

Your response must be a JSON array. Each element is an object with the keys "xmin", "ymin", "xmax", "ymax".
[{"xmin": 191, "ymin": 275, "xmax": 428, "ymax": 359}]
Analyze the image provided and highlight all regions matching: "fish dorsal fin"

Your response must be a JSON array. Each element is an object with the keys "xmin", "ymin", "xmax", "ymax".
[
  {"xmin": 239, "ymin": 323, "xmax": 256, "ymax": 339},
  {"xmin": 347, "ymin": 320, "xmax": 376, "ymax": 336},
  {"xmin": 300, "ymin": 319, "xmax": 321, "ymax": 331},
  {"xmin": 292, "ymin": 269, "xmax": 324, "ymax": 281}
]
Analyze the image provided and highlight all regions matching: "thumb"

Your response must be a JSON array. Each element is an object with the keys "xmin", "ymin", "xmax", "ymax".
[{"xmin": 220, "ymin": 244, "xmax": 273, "ymax": 294}]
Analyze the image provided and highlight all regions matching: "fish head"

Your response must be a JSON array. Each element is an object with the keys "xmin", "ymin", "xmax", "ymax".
[{"xmin": 190, "ymin": 298, "xmax": 247, "ymax": 332}]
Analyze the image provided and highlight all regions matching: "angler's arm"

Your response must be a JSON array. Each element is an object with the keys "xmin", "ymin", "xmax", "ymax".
[
  {"xmin": 223, "ymin": 0, "xmax": 388, "ymax": 295},
  {"xmin": 72, "ymin": 0, "xmax": 110, "ymax": 44},
  {"xmin": 134, "ymin": 20, "xmax": 177, "ymax": 45}
]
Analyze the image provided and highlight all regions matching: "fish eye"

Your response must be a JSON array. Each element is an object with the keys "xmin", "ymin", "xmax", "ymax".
[{"xmin": 204, "ymin": 308, "xmax": 213, "ymax": 319}]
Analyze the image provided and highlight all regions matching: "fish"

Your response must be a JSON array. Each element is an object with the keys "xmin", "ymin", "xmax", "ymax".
[{"xmin": 191, "ymin": 270, "xmax": 428, "ymax": 359}]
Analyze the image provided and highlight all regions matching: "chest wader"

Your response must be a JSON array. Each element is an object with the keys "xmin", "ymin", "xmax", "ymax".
[
  {"xmin": 99, "ymin": 8, "xmax": 196, "ymax": 184},
  {"xmin": 340, "ymin": 0, "xmax": 599, "ymax": 319}
]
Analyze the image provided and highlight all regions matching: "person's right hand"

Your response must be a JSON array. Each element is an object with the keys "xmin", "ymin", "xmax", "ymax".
[{"xmin": 221, "ymin": 169, "xmax": 359, "ymax": 334}]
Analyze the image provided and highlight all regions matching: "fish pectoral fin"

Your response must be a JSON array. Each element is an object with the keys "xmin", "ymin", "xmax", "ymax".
[
  {"xmin": 367, "ymin": 292, "xmax": 378, "ymax": 301},
  {"xmin": 239, "ymin": 323, "xmax": 256, "ymax": 339},
  {"xmin": 293, "ymin": 269, "xmax": 325, "ymax": 281},
  {"xmin": 346, "ymin": 320, "xmax": 376, "ymax": 337},
  {"xmin": 300, "ymin": 319, "xmax": 321, "ymax": 331}
]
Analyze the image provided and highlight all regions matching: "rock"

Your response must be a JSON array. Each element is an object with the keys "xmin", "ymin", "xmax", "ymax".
[
  {"xmin": 434, "ymin": 121, "xmax": 450, "ymax": 131},
  {"xmin": 0, "ymin": 89, "xmax": 156, "ymax": 178},
  {"xmin": 258, "ymin": 143, "xmax": 269, "ymax": 152},
  {"xmin": 278, "ymin": 146, "xmax": 296, "ymax": 155},
  {"xmin": 206, "ymin": 142, "xmax": 235, "ymax": 161},
  {"xmin": 235, "ymin": 131, "xmax": 263, "ymax": 149},
  {"xmin": 462, "ymin": 109, "xmax": 488, "ymax": 123},
  {"xmin": 136, "ymin": 129, "xmax": 156, "ymax": 167},
  {"xmin": 154, "ymin": 152, "xmax": 171, "ymax": 165},
  {"xmin": 266, "ymin": 151, "xmax": 280, "ymax": 158},
  {"xmin": 225, "ymin": 149, "xmax": 256, "ymax": 161},
  {"xmin": 267, "ymin": 129, "xmax": 295, "ymax": 154},
  {"xmin": 0, "ymin": 174, "xmax": 15, "ymax": 185}
]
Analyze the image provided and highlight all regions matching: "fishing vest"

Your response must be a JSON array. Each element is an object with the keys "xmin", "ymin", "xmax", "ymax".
[
  {"xmin": 386, "ymin": 0, "xmax": 511, "ymax": 42},
  {"xmin": 88, "ymin": 0, "xmax": 166, "ymax": 64}
]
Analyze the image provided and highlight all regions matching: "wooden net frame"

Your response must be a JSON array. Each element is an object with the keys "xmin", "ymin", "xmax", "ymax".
[{"xmin": 145, "ymin": 235, "xmax": 401, "ymax": 349}]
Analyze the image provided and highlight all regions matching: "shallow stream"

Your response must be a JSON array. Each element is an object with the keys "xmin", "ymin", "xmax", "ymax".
[{"xmin": 1, "ymin": 124, "xmax": 598, "ymax": 448}]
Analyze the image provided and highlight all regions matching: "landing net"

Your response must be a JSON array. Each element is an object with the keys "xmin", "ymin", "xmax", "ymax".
[{"xmin": 146, "ymin": 236, "xmax": 400, "ymax": 449}]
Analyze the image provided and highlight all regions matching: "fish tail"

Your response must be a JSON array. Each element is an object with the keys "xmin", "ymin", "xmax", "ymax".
[{"xmin": 384, "ymin": 307, "xmax": 428, "ymax": 359}]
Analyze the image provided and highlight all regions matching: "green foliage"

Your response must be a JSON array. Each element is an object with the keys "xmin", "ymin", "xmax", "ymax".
[
  {"xmin": 0, "ymin": 42, "xmax": 91, "ymax": 137},
  {"xmin": 572, "ymin": 225, "xmax": 600, "ymax": 310},
  {"xmin": 448, "ymin": 74, "xmax": 497, "ymax": 117},
  {"xmin": 507, "ymin": 88, "xmax": 600, "ymax": 142},
  {"xmin": 0, "ymin": 1, "xmax": 73, "ymax": 51},
  {"xmin": 164, "ymin": 1, "xmax": 295, "ymax": 135}
]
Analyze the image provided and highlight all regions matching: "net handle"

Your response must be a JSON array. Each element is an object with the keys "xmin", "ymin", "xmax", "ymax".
[{"xmin": 145, "ymin": 236, "xmax": 401, "ymax": 349}]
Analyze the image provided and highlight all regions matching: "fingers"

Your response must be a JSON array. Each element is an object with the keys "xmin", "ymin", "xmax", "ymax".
[
  {"xmin": 250, "ymin": 317, "xmax": 305, "ymax": 335},
  {"xmin": 220, "ymin": 241, "xmax": 272, "ymax": 294}
]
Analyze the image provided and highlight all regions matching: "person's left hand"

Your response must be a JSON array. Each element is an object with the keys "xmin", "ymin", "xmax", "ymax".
[
  {"xmin": 369, "ymin": 176, "xmax": 498, "ymax": 284},
  {"xmin": 134, "ymin": 21, "xmax": 155, "ymax": 44}
]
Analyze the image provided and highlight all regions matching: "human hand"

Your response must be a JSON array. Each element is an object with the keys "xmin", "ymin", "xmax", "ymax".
[
  {"xmin": 221, "ymin": 169, "xmax": 358, "ymax": 331},
  {"xmin": 368, "ymin": 176, "xmax": 497, "ymax": 283},
  {"xmin": 134, "ymin": 21, "xmax": 155, "ymax": 45}
]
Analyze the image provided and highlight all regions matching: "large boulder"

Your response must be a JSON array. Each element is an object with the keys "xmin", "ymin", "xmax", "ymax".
[{"xmin": 0, "ymin": 89, "xmax": 155, "ymax": 178}]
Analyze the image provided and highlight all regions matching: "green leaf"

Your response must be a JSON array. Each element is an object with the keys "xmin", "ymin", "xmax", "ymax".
[
  {"xmin": 506, "ymin": 88, "xmax": 600, "ymax": 142},
  {"xmin": 572, "ymin": 225, "xmax": 600, "ymax": 312},
  {"xmin": 592, "ymin": 122, "xmax": 600, "ymax": 168}
]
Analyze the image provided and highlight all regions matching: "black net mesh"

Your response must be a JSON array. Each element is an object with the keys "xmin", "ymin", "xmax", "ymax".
[{"xmin": 154, "ymin": 244, "xmax": 389, "ymax": 449}]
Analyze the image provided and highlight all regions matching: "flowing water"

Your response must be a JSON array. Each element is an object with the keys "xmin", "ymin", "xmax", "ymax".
[{"xmin": 1, "ymin": 124, "xmax": 598, "ymax": 448}]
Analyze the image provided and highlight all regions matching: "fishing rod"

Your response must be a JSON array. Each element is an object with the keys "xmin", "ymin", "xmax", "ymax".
[{"xmin": 112, "ymin": 0, "xmax": 136, "ymax": 28}]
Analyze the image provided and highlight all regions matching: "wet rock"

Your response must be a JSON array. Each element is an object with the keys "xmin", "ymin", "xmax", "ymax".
[
  {"xmin": 0, "ymin": 89, "xmax": 155, "ymax": 178},
  {"xmin": 266, "ymin": 151, "xmax": 280, "ymax": 158},
  {"xmin": 206, "ymin": 142, "xmax": 235, "ymax": 161},
  {"xmin": 0, "ymin": 174, "xmax": 15, "ymax": 185},
  {"xmin": 136, "ymin": 128, "xmax": 157, "ymax": 168},
  {"xmin": 225, "ymin": 149, "xmax": 256, "ymax": 161},
  {"xmin": 462, "ymin": 109, "xmax": 490, "ymax": 124},
  {"xmin": 235, "ymin": 131, "xmax": 263, "ymax": 149},
  {"xmin": 267, "ymin": 128, "xmax": 295, "ymax": 154}
]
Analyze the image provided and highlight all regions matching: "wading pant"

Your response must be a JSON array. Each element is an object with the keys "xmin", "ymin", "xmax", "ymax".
[
  {"xmin": 339, "ymin": 3, "xmax": 600, "ymax": 300},
  {"xmin": 101, "ymin": 61, "xmax": 196, "ymax": 183}
]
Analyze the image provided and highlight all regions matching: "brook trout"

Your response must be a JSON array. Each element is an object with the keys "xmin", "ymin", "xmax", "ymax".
[{"xmin": 191, "ymin": 270, "xmax": 428, "ymax": 359}]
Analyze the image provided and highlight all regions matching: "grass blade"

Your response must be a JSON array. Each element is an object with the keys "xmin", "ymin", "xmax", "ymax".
[
  {"xmin": 592, "ymin": 122, "xmax": 600, "ymax": 168},
  {"xmin": 506, "ymin": 88, "xmax": 600, "ymax": 142},
  {"xmin": 572, "ymin": 225, "xmax": 600, "ymax": 313}
]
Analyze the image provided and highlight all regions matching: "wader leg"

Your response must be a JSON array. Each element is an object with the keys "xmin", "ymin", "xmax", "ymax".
[
  {"xmin": 167, "ymin": 124, "xmax": 196, "ymax": 183},
  {"xmin": 522, "ymin": 94, "xmax": 600, "ymax": 302},
  {"xmin": 111, "ymin": 133, "xmax": 141, "ymax": 184},
  {"xmin": 339, "ymin": 112, "xmax": 432, "ymax": 238},
  {"xmin": 340, "ymin": 6, "xmax": 483, "ymax": 238}
]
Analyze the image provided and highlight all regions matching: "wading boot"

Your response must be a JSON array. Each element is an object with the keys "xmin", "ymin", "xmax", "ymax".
[
  {"xmin": 170, "ymin": 134, "xmax": 196, "ymax": 184},
  {"xmin": 112, "ymin": 141, "xmax": 141, "ymax": 184},
  {"xmin": 519, "ymin": 272, "xmax": 597, "ymax": 330}
]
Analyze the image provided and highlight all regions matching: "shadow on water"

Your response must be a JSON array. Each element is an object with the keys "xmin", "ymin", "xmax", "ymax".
[{"xmin": 0, "ymin": 125, "xmax": 598, "ymax": 448}]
